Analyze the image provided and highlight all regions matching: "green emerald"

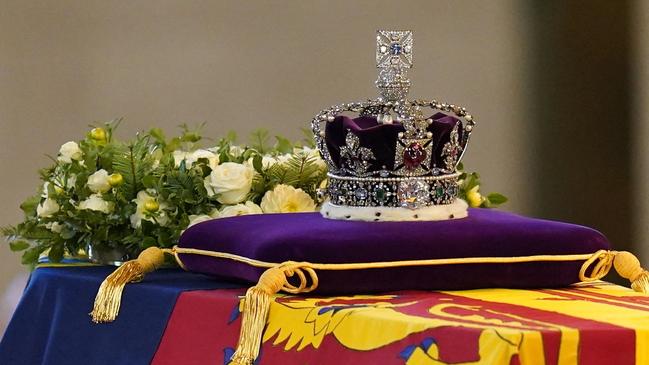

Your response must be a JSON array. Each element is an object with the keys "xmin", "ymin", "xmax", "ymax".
[
  {"xmin": 435, "ymin": 186, "xmax": 445, "ymax": 197},
  {"xmin": 375, "ymin": 187, "xmax": 387, "ymax": 202}
]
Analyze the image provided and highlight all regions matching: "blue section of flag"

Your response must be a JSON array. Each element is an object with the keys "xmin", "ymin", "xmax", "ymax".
[
  {"xmin": 228, "ymin": 302, "xmax": 241, "ymax": 324},
  {"xmin": 421, "ymin": 337, "xmax": 436, "ymax": 351},
  {"xmin": 399, "ymin": 344, "xmax": 417, "ymax": 360},
  {"xmin": 0, "ymin": 266, "xmax": 238, "ymax": 365}
]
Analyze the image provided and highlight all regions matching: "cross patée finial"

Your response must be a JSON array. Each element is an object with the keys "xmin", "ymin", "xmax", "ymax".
[
  {"xmin": 376, "ymin": 30, "xmax": 413, "ymax": 69},
  {"xmin": 375, "ymin": 30, "xmax": 413, "ymax": 101}
]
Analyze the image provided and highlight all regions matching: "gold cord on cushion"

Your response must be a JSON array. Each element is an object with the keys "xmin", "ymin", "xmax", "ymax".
[
  {"xmin": 90, "ymin": 247, "xmax": 168, "ymax": 323},
  {"xmin": 172, "ymin": 246, "xmax": 599, "ymax": 270}
]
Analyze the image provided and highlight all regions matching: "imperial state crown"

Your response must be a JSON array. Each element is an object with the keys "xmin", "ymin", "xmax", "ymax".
[{"xmin": 312, "ymin": 30, "xmax": 475, "ymax": 221}]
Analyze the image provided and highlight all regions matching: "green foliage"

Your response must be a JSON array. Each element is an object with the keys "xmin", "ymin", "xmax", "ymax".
[
  {"xmin": 249, "ymin": 152, "xmax": 327, "ymax": 203},
  {"xmin": 3, "ymin": 120, "xmax": 328, "ymax": 267},
  {"xmin": 112, "ymin": 136, "xmax": 154, "ymax": 198},
  {"xmin": 250, "ymin": 129, "xmax": 270, "ymax": 154}
]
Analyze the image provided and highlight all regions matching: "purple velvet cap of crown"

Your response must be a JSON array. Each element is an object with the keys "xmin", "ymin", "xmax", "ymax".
[
  {"xmin": 177, "ymin": 209, "xmax": 610, "ymax": 294},
  {"xmin": 324, "ymin": 113, "xmax": 463, "ymax": 172}
]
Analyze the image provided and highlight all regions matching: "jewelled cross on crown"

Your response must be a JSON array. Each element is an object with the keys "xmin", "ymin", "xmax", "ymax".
[{"xmin": 376, "ymin": 30, "xmax": 413, "ymax": 102}]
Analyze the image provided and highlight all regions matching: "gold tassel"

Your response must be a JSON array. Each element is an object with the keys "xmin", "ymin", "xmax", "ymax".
[
  {"xmin": 90, "ymin": 246, "xmax": 166, "ymax": 323},
  {"xmin": 614, "ymin": 251, "xmax": 649, "ymax": 294},
  {"xmin": 228, "ymin": 263, "xmax": 318, "ymax": 365}
]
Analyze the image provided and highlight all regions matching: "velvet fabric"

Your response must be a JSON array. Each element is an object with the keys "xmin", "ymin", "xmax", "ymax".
[
  {"xmin": 178, "ymin": 209, "xmax": 610, "ymax": 294},
  {"xmin": 324, "ymin": 113, "xmax": 462, "ymax": 172}
]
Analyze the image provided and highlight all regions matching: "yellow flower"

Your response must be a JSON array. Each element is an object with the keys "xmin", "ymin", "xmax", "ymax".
[
  {"xmin": 466, "ymin": 185, "xmax": 484, "ymax": 208},
  {"xmin": 260, "ymin": 185, "xmax": 316, "ymax": 213},
  {"xmin": 130, "ymin": 190, "xmax": 169, "ymax": 228},
  {"xmin": 144, "ymin": 200, "xmax": 160, "ymax": 212},
  {"xmin": 89, "ymin": 127, "xmax": 107, "ymax": 143},
  {"xmin": 108, "ymin": 173, "xmax": 123, "ymax": 187}
]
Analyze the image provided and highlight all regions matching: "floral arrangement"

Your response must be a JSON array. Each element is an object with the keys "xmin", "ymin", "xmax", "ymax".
[{"xmin": 2, "ymin": 120, "xmax": 506, "ymax": 267}]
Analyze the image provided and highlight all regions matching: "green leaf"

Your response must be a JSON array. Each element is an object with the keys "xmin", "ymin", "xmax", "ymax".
[
  {"xmin": 252, "ymin": 155, "xmax": 263, "ymax": 173},
  {"xmin": 219, "ymin": 150, "xmax": 230, "ymax": 163},
  {"xmin": 250, "ymin": 129, "xmax": 270, "ymax": 154},
  {"xmin": 143, "ymin": 175, "xmax": 158, "ymax": 189},
  {"xmin": 149, "ymin": 128, "xmax": 166, "ymax": 144},
  {"xmin": 464, "ymin": 172, "xmax": 480, "ymax": 190},
  {"xmin": 142, "ymin": 236, "xmax": 157, "ymax": 249},
  {"xmin": 300, "ymin": 127, "xmax": 316, "ymax": 148},
  {"xmin": 275, "ymin": 136, "xmax": 293, "ymax": 154},
  {"xmin": 9, "ymin": 240, "xmax": 30, "ymax": 252},
  {"xmin": 48, "ymin": 244, "xmax": 64, "ymax": 263},
  {"xmin": 242, "ymin": 148, "xmax": 256, "ymax": 161},
  {"xmin": 487, "ymin": 192, "xmax": 508, "ymax": 205},
  {"xmin": 21, "ymin": 247, "xmax": 43, "ymax": 265},
  {"xmin": 20, "ymin": 196, "xmax": 41, "ymax": 216}
]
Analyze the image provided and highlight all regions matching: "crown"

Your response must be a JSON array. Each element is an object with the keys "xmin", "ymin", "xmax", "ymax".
[{"xmin": 312, "ymin": 30, "xmax": 476, "ymax": 221}]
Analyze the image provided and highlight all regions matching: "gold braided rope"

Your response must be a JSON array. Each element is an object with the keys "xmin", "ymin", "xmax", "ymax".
[
  {"xmin": 171, "ymin": 246, "xmax": 600, "ymax": 271},
  {"xmin": 92, "ymin": 246, "xmax": 648, "ymax": 365}
]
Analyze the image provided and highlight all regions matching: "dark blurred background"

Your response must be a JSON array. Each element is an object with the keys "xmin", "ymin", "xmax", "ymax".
[{"xmin": 1, "ymin": 0, "xmax": 647, "ymax": 331}]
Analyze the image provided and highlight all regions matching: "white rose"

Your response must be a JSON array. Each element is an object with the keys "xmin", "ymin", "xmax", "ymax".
[
  {"xmin": 130, "ymin": 190, "xmax": 169, "ymax": 228},
  {"xmin": 187, "ymin": 215, "xmax": 212, "ymax": 228},
  {"xmin": 57, "ymin": 141, "xmax": 83, "ymax": 163},
  {"xmin": 46, "ymin": 222, "xmax": 64, "ymax": 233},
  {"xmin": 78, "ymin": 194, "xmax": 114, "ymax": 213},
  {"xmin": 229, "ymin": 145, "xmax": 245, "ymax": 157},
  {"xmin": 87, "ymin": 169, "xmax": 111, "ymax": 193},
  {"xmin": 188, "ymin": 149, "xmax": 219, "ymax": 169},
  {"xmin": 219, "ymin": 201, "xmax": 263, "ymax": 218},
  {"xmin": 204, "ymin": 162, "xmax": 253, "ymax": 204},
  {"xmin": 174, "ymin": 149, "xmax": 219, "ymax": 169},
  {"xmin": 37, "ymin": 198, "xmax": 60, "ymax": 217},
  {"xmin": 187, "ymin": 209, "xmax": 220, "ymax": 228},
  {"xmin": 260, "ymin": 184, "xmax": 316, "ymax": 213}
]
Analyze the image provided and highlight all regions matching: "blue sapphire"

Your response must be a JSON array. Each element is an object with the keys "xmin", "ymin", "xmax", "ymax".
[{"xmin": 389, "ymin": 42, "xmax": 402, "ymax": 55}]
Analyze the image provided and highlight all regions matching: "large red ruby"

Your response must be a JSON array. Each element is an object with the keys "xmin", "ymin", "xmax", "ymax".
[{"xmin": 403, "ymin": 142, "xmax": 426, "ymax": 170}]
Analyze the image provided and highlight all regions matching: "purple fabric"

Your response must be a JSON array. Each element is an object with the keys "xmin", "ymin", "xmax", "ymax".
[
  {"xmin": 178, "ymin": 209, "xmax": 610, "ymax": 294},
  {"xmin": 324, "ymin": 113, "xmax": 462, "ymax": 172}
]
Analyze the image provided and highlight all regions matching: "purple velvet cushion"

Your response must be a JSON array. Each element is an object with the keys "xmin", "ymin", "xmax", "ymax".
[{"xmin": 178, "ymin": 209, "xmax": 610, "ymax": 294}]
